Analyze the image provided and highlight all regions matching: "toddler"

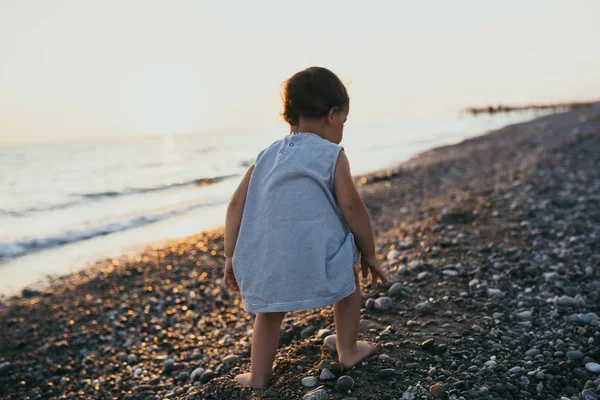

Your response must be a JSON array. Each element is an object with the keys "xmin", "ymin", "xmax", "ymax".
[{"xmin": 222, "ymin": 66, "xmax": 387, "ymax": 389}]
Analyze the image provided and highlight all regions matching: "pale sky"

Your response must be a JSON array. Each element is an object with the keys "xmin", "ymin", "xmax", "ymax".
[{"xmin": 1, "ymin": 0, "xmax": 599, "ymax": 145}]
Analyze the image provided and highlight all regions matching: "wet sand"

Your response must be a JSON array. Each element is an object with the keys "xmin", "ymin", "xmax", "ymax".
[{"xmin": 1, "ymin": 104, "xmax": 599, "ymax": 400}]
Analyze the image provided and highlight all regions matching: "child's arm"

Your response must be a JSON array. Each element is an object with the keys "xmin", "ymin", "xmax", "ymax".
[
  {"xmin": 333, "ymin": 150, "xmax": 387, "ymax": 287},
  {"xmin": 222, "ymin": 165, "xmax": 255, "ymax": 290}
]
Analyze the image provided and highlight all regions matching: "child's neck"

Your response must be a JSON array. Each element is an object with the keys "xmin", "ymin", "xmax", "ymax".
[{"xmin": 290, "ymin": 121, "xmax": 328, "ymax": 140}]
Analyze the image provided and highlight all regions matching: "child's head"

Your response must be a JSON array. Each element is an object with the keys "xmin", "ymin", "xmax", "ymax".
[{"xmin": 281, "ymin": 67, "xmax": 349, "ymax": 144}]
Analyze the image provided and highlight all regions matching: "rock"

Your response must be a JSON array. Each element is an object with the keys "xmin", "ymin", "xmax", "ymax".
[
  {"xmin": 567, "ymin": 350, "xmax": 584, "ymax": 360},
  {"xmin": 163, "ymin": 358, "xmax": 176, "ymax": 372},
  {"xmin": 508, "ymin": 366, "xmax": 523, "ymax": 375},
  {"xmin": 324, "ymin": 335, "xmax": 337, "ymax": 351},
  {"xmin": 190, "ymin": 367, "xmax": 204, "ymax": 382},
  {"xmin": 177, "ymin": 372, "xmax": 189, "ymax": 382},
  {"xmin": 557, "ymin": 295, "xmax": 583, "ymax": 307},
  {"xmin": 199, "ymin": 369, "xmax": 214, "ymax": 384},
  {"xmin": 442, "ymin": 269, "xmax": 458, "ymax": 277},
  {"xmin": 517, "ymin": 311, "xmax": 533, "ymax": 319},
  {"xmin": 223, "ymin": 354, "xmax": 239, "ymax": 365},
  {"xmin": 302, "ymin": 376, "xmax": 318, "ymax": 388},
  {"xmin": 329, "ymin": 362, "xmax": 344, "ymax": 375},
  {"xmin": 303, "ymin": 387, "xmax": 328, "ymax": 400},
  {"xmin": 430, "ymin": 383, "xmax": 446, "ymax": 399},
  {"xmin": 374, "ymin": 296, "xmax": 393, "ymax": 311},
  {"xmin": 421, "ymin": 339, "xmax": 435, "ymax": 349},
  {"xmin": 418, "ymin": 271, "xmax": 431, "ymax": 281},
  {"xmin": 359, "ymin": 319, "xmax": 384, "ymax": 332},
  {"xmin": 487, "ymin": 288, "xmax": 505, "ymax": 298},
  {"xmin": 389, "ymin": 282, "xmax": 409, "ymax": 297},
  {"xmin": 415, "ymin": 301, "xmax": 434, "ymax": 315},
  {"xmin": 379, "ymin": 368, "xmax": 395, "ymax": 378},
  {"xmin": 525, "ymin": 348, "xmax": 540, "ymax": 357},
  {"xmin": 336, "ymin": 375, "xmax": 354, "ymax": 391},
  {"xmin": 301, "ymin": 326, "xmax": 316, "ymax": 338},
  {"xmin": 582, "ymin": 389, "xmax": 598, "ymax": 400},
  {"xmin": 365, "ymin": 298, "xmax": 375, "ymax": 309},
  {"xmin": 134, "ymin": 385, "xmax": 153, "ymax": 392},
  {"xmin": 319, "ymin": 368, "xmax": 335, "ymax": 380},
  {"xmin": 580, "ymin": 313, "xmax": 599, "ymax": 324},
  {"xmin": 387, "ymin": 249, "xmax": 400, "ymax": 261},
  {"xmin": 316, "ymin": 329, "xmax": 331, "ymax": 338},
  {"xmin": 483, "ymin": 360, "xmax": 497, "ymax": 368},
  {"xmin": 586, "ymin": 363, "xmax": 600, "ymax": 373},
  {"xmin": 0, "ymin": 362, "xmax": 10, "ymax": 377}
]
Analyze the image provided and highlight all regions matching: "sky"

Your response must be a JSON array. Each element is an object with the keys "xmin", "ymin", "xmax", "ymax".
[{"xmin": 0, "ymin": 0, "xmax": 599, "ymax": 145}]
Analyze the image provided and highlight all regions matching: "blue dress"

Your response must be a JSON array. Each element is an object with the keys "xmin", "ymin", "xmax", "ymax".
[{"xmin": 231, "ymin": 132, "xmax": 360, "ymax": 313}]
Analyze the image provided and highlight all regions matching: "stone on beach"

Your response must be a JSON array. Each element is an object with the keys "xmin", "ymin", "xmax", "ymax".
[{"xmin": 374, "ymin": 296, "xmax": 393, "ymax": 311}]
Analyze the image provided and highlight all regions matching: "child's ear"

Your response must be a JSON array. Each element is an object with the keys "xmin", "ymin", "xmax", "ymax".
[{"xmin": 327, "ymin": 107, "xmax": 338, "ymax": 124}]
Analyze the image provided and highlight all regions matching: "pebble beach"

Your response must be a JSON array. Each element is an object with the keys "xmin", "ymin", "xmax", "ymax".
[{"xmin": 1, "ymin": 104, "xmax": 599, "ymax": 400}]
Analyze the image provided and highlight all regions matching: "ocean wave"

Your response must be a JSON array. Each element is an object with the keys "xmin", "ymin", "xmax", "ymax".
[
  {"xmin": 0, "ymin": 198, "xmax": 228, "ymax": 263},
  {"xmin": 1, "ymin": 174, "xmax": 238, "ymax": 217},
  {"xmin": 77, "ymin": 174, "xmax": 238, "ymax": 199}
]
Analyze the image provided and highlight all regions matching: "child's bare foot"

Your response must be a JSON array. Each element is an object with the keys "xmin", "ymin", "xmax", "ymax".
[
  {"xmin": 234, "ymin": 372, "xmax": 267, "ymax": 389},
  {"xmin": 338, "ymin": 341, "xmax": 375, "ymax": 368}
]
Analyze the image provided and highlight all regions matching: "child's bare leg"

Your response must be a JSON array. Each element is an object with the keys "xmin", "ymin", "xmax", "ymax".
[
  {"xmin": 333, "ymin": 267, "xmax": 375, "ymax": 368},
  {"xmin": 235, "ymin": 311, "xmax": 286, "ymax": 388}
]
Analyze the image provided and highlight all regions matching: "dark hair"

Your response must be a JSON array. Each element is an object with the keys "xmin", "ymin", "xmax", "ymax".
[{"xmin": 281, "ymin": 67, "xmax": 349, "ymax": 125}]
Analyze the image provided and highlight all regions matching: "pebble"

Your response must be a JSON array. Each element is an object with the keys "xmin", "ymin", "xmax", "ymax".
[
  {"xmin": 442, "ymin": 269, "xmax": 458, "ymax": 277},
  {"xmin": 190, "ymin": 367, "xmax": 204, "ymax": 381},
  {"xmin": 429, "ymin": 383, "xmax": 446, "ymax": 399},
  {"xmin": 487, "ymin": 288, "xmax": 505, "ymax": 298},
  {"xmin": 319, "ymin": 368, "xmax": 335, "ymax": 380},
  {"xmin": 415, "ymin": 301, "xmax": 434, "ymax": 315},
  {"xmin": 316, "ymin": 329, "xmax": 331, "ymax": 338},
  {"xmin": 365, "ymin": 298, "xmax": 375, "ymax": 309},
  {"xmin": 374, "ymin": 296, "xmax": 393, "ymax": 311},
  {"xmin": 163, "ymin": 358, "xmax": 175, "ymax": 372},
  {"xmin": 387, "ymin": 249, "xmax": 400, "ymax": 261},
  {"xmin": 199, "ymin": 369, "xmax": 214, "ymax": 384},
  {"xmin": 324, "ymin": 335, "xmax": 337, "ymax": 351},
  {"xmin": 483, "ymin": 360, "xmax": 497, "ymax": 368},
  {"xmin": 389, "ymin": 282, "xmax": 409, "ymax": 297},
  {"xmin": 557, "ymin": 295, "xmax": 583, "ymax": 307},
  {"xmin": 336, "ymin": 375, "xmax": 354, "ymax": 391},
  {"xmin": 379, "ymin": 368, "xmax": 395, "ymax": 377},
  {"xmin": 517, "ymin": 310, "xmax": 533, "ymax": 319},
  {"xmin": 329, "ymin": 362, "xmax": 344, "ymax": 375},
  {"xmin": 582, "ymin": 389, "xmax": 599, "ymax": 400},
  {"xmin": 303, "ymin": 387, "xmax": 327, "ymax": 400},
  {"xmin": 223, "ymin": 354, "xmax": 239, "ymax": 365},
  {"xmin": 525, "ymin": 348, "xmax": 540, "ymax": 357},
  {"xmin": 302, "ymin": 376, "xmax": 318, "ymax": 388},
  {"xmin": 567, "ymin": 350, "xmax": 584, "ymax": 360},
  {"xmin": 417, "ymin": 271, "xmax": 431, "ymax": 281},
  {"xmin": 0, "ymin": 362, "xmax": 10, "ymax": 377},
  {"xmin": 508, "ymin": 366, "xmax": 523, "ymax": 375},
  {"xmin": 586, "ymin": 363, "xmax": 600, "ymax": 373}
]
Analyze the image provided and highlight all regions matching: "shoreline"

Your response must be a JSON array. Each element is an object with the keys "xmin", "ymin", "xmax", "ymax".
[
  {"xmin": 0, "ymin": 110, "xmax": 550, "ymax": 299},
  {"xmin": 1, "ymin": 104, "xmax": 599, "ymax": 399}
]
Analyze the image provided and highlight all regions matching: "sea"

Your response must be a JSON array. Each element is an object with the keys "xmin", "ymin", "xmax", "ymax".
[{"xmin": 0, "ymin": 111, "xmax": 551, "ymax": 296}]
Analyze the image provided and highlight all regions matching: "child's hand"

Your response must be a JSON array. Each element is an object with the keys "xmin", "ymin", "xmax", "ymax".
[
  {"xmin": 222, "ymin": 258, "xmax": 239, "ymax": 291},
  {"xmin": 360, "ymin": 254, "xmax": 388, "ymax": 288}
]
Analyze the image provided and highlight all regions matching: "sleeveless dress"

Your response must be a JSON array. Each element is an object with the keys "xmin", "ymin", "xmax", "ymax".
[{"xmin": 231, "ymin": 132, "xmax": 360, "ymax": 313}]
